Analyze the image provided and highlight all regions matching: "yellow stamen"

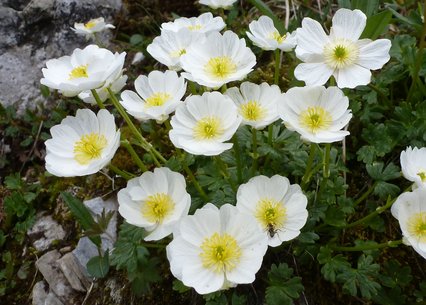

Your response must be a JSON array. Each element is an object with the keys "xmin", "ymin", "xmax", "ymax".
[
  {"xmin": 299, "ymin": 106, "xmax": 333, "ymax": 134},
  {"xmin": 240, "ymin": 100, "xmax": 266, "ymax": 122},
  {"xmin": 187, "ymin": 24, "xmax": 202, "ymax": 31},
  {"xmin": 170, "ymin": 49, "xmax": 187, "ymax": 58},
  {"xmin": 193, "ymin": 116, "xmax": 223, "ymax": 140},
  {"xmin": 408, "ymin": 212, "xmax": 426, "ymax": 243},
  {"xmin": 323, "ymin": 39, "xmax": 359, "ymax": 69},
  {"xmin": 205, "ymin": 56, "xmax": 237, "ymax": 80},
  {"xmin": 141, "ymin": 193, "xmax": 174, "ymax": 223},
  {"xmin": 255, "ymin": 198, "xmax": 287, "ymax": 232},
  {"xmin": 69, "ymin": 65, "xmax": 89, "ymax": 80},
  {"xmin": 417, "ymin": 170, "xmax": 426, "ymax": 182},
  {"xmin": 84, "ymin": 20, "xmax": 96, "ymax": 29},
  {"xmin": 145, "ymin": 92, "xmax": 172, "ymax": 108},
  {"xmin": 200, "ymin": 232, "xmax": 242, "ymax": 273},
  {"xmin": 73, "ymin": 133, "xmax": 108, "ymax": 165},
  {"xmin": 269, "ymin": 31, "xmax": 287, "ymax": 44}
]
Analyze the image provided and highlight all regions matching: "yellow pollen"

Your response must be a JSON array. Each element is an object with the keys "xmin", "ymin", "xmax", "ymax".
[
  {"xmin": 84, "ymin": 20, "xmax": 96, "ymax": 29},
  {"xmin": 141, "ymin": 193, "xmax": 174, "ymax": 223},
  {"xmin": 205, "ymin": 56, "xmax": 237, "ymax": 80},
  {"xmin": 69, "ymin": 65, "xmax": 89, "ymax": 80},
  {"xmin": 269, "ymin": 31, "xmax": 287, "ymax": 44},
  {"xmin": 193, "ymin": 116, "xmax": 224, "ymax": 140},
  {"xmin": 170, "ymin": 48, "xmax": 187, "ymax": 58},
  {"xmin": 200, "ymin": 232, "xmax": 242, "ymax": 273},
  {"xmin": 240, "ymin": 100, "xmax": 266, "ymax": 122},
  {"xmin": 323, "ymin": 39, "xmax": 359, "ymax": 69},
  {"xmin": 145, "ymin": 92, "xmax": 172, "ymax": 108},
  {"xmin": 299, "ymin": 106, "xmax": 333, "ymax": 134},
  {"xmin": 187, "ymin": 24, "xmax": 203, "ymax": 31},
  {"xmin": 417, "ymin": 170, "xmax": 426, "ymax": 182},
  {"xmin": 408, "ymin": 212, "xmax": 426, "ymax": 243},
  {"xmin": 255, "ymin": 198, "xmax": 287, "ymax": 232},
  {"xmin": 73, "ymin": 133, "xmax": 108, "ymax": 165}
]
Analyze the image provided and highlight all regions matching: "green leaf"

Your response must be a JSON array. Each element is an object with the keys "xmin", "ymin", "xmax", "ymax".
[
  {"xmin": 172, "ymin": 280, "xmax": 191, "ymax": 293},
  {"xmin": 361, "ymin": 10, "xmax": 392, "ymax": 39},
  {"xmin": 379, "ymin": 259, "xmax": 412, "ymax": 288},
  {"xmin": 87, "ymin": 251, "xmax": 110, "ymax": 278},
  {"xmin": 352, "ymin": 0, "xmax": 379, "ymax": 17},
  {"xmin": 324, "ymin": 206, "xmax": 347, "ymax": 227},
  {"xmin": 40, "ymin": 84, "xmax": 50, "ymax": 97},
  {"xmin": 317, "ymin": 247, "xmax": 351, "ymax": 283},
  {"xmin": 231, "ymin": 292, "xmax": 247, "ymax": 305},
  {"xmin": 297, "ymin": 232, "xmax": 319, "ymax": 244},
  {"xmin": 366, "ymin": 162, "xmax": 400, "ymax": 181},
  {"xmin": 4, "ymin": 174, "xmax": 23, "ymax": 190},
  {"xmin": 373, "ymin": 181, "xmax": 400, "ymax": 199},
  {"xmin": 265, "ymin": 263, "xmax": 304, "ymax": 305}
]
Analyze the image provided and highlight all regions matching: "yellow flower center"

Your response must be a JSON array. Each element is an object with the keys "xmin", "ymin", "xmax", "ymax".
[
  {"xmin": 84, "ymin": 20, "xmax": 96, "ymax": 29},
  {"xmin": 299, "ymin": 106, "xmax": 333, "ymax": 134},
  {"xmin": 187, "ymin": 24, "xmax": 203, "ymax": 31},
  {"xmin": 170, "ymin": 48, "xmax": 187, "ymax": 58},
  {"xmin": 145, "ymin": 92, "xmax": 172, "ymax": 108},
  {"xmin": 269, "ymin": 31, "xmax": 287, "ymax": 44},
  {"xmin": 69, "ymin": 65, "xmax": 89, "ymax": 80},
  {"xmin": 193, "ymin": 116, "xmax": 224, "ymax": 140},
  {"xmin": 408, "ymin": 212, "xmax": 426, "ymax": 243},
  {"xmin": 323, "ymin": 39, "xmax": 359, "ymax": 69},
  {"xmin": 417, "ymin": 170, "xmax": 426, "ymax": 182},
  {"xmin": 205, "ymin": 56, "xmax": 237, "ymax": 80},
  {"xmin": 240, "ymin": 100, "xmax": 266, "ymax": 122},
  {"xmin": 255, "ymin": 198, "xmax": 287, "ymax": 234},
  {"xmin": 141, "ymin": 193, "xmax": 174, "ymax": 223},
  {"xmin": 200, "ymin": 232, "xmax": 242, "ymax": 273},
  {"xmin": 73, "ymin": 133, "xmax": 108, "ymax": 165}
]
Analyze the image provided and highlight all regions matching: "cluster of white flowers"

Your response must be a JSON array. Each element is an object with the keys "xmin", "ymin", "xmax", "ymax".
[{"xmin": 40, "ymin": 4, "xmax": 411, "ymax": 295}]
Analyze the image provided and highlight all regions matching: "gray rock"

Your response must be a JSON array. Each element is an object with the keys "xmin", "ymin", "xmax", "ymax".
[
  {"xmin": 45, "ymin": 292, "xmax": 64, "ymax": 305},
  {"xmin": 0, "ymin": 0, "xmax": 122, "ymax": 113},
  {"xmin": 27, "ymin": 213, "xmax": 66, "ymax": 252},
  {"xmin": 32, "ymin": 281, "xmax": 47, "ymax": 305},
  {"xmin": 58, "ymin": 252, "xmax": 91, "ymax": 292},
  {"xmin": 35, "ymin": 250, "xmax": 73, "ymax": 300}
]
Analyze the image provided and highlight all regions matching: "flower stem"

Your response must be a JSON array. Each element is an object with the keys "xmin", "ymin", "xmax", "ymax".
[
  {"xmin": 250, "ymin": 127, "xmax": 258, "ymax": 176},
  {"xmin": 301, "ymin": 143, "xmax": 317, "ymax": 190},
  {"xmin": 330, "ymin": 240, "xmax": 402, "ymax": 252},
  {"xmin": 267, "ymin": 125, "xmax": 273, "ymax": 146},
  {"xmin": 90, "ymin": 89, "xmax": 105, "ymax": 109},
  {"xmin": 323, "ymin": 143, "xmax": 331, "ymax": 178},
  {"xmin": 121, "ymin": 140, "xmax": 148, "ymax": 172},
  {"xmin": 354, "ymin": 181, "xmax": 377, "ymax": 206},
  {"xmin": 109, "ymin": 164, "xmax": 133, "ymax": 180},
  {"xmin": 274, "ymin": 49, "xmax": 281, "ymax": 85},
  {"xmin": 233, "ymin": 134, "xmax": 243, "ymax": 184}
]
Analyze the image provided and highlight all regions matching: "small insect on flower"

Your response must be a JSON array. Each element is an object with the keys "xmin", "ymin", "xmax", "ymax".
[
  {"xmin": 400, "ymin": 146, "xmax": 426, "ymax": 189},
  {"xmin": 72, "ymin": 17, "xmax": 115, "ymax": 39}
]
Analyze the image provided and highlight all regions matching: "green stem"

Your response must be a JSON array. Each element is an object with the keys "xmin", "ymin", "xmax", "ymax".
[
  {"xmin": 368, "ymin": 84, "xmax": 391, "ymax": 108},
  {"xmin": 323, "ymin": 143, "xmax": 331, "ymax": 178},
  {"xmin": 354, "ymin": 181, "xmax": 377, "ymax": 206},
  {"xmin": 215, "ymin": 156, "xmax": 237, "ymax": 193},
  {"xmin": 267, "ymin": 125, "xmax": 273, "ymax": 146},
  {"xmin": 233, "ymin": 134, "xmax": 243, "ymax": 184},
  {"xmin": 109, "ymin": 164, "xmax": 133, "ymax": 180},
  {"xmin": 177, "ymin": 149, "xmax": 209, "ymax": 201},
  {"xmin": 250, "ymin": 127, "xmax": 258, "ymax": 176},
  {"xmin": 274, "ymin": 49, "xmax": 280, "ymax": 85},
  {"xmin": 330, "ymin": 240, "xmax": 402, "ymax": 252},
  {"xmin": 90, "ymin": 89, "xmax": 105, "ymax": 109},
  {"xmin": 301, "ymin": 143, "xmax": 316, "ymax": 190},
  {"xmin": 121, "ymin": 140, "xmax": 148, "ymax": 172}
]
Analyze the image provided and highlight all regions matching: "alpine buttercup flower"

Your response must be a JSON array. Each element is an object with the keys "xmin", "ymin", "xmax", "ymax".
[
  {"xmin": 118, "ymin": 167, "xmax": 191, "ymax": 241},
  {"xmin": 391, "ymin": 188, "xmax": 426, "ymax": 259},
  {"xmin": 169, "ymin": 92, "xmax": 242, "ymax": 156},
  {"xmin": 294, "ymin": 8, "xmax": 391, "ymax": 88},
  {"xmin": 45, "ymin": 109, "xmax": 120, "ymax": 177},
  {"xmin": 225, "ymin": 82, "xmax": 281, "ymax": 129},
  {"xmin": 180, "ymin": 30, "xmax": 256, "ymax": 88},
  {"xmin": 199, "ymin": 0, "xmax": 238, "ymax": 9},
  {"xmin": 40, "ymin": 44, "xmax": 126, "ymax": 97},
  {"xmin": 167, "ymin": 203, "xmax": 268, "ymax": 294},
  {"xmin": 120, "ymin": 70, "xmax": 187, "ymax": 123},
  {"xmin": 279, "ymin": 86, "xmax": 352, "ymax": 143},
  {"xmin": 236, "ymin": 175, "xmax": 308, "ymax": 247},
  {"xmin": 247, "ymin": 16, "xmax": 297, "ymax": 51},
  {"xmin": 161, "ymin": 12, "xmax": 225, "ymax": 34},
  {"xmin": 400, "ymin": 146, "xmax": 426, "ymax": 189},
  {"xmin": 72, "ymin": 17, "xmax": 115, "ymax": 39}
]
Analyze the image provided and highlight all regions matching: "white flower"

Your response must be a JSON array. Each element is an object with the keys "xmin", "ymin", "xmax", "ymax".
[
  {"xmin": 225, "ymin": 82, "xmax": 281, "ymax": 129},
  {"xmin": 131, "ymin": 52, "xmax": 145, "ymax": 65},
  {"xmin": 180, "ymin": 30, "xmax": 256, "ymax": 88},
  {"xmin": 400, "ymin": 147, "xmax": 426, "ymax": 189},
  {"xmin": 294, "ymin": 8, "xmax": 391, "ymax": 88},
  {"xmin": 40, "ymin": 44, "xmax": 126, "ymax": 97},
  {"xmin": 169, "ymin": 92, "xmax": 242, "ymax": 156},
  {"xmin": 161, "ymin": 12, "xmax": 225, "ymax": 34},
  {"xmin": 78, "ymin": 75, "xmax": 128, "ymax": 105},
  {"xmin": 147, "ymin": 28, "xmax": 205, "ymax": 71},
  {"xmin": 199, "ymin": 0, "xmax": 238, "ymax": 9},
  {"xmin": 246, "ymin": 16, "xmax": 297, "ymax": 51},
  {"xmin": 236, "ymin": 175, "xmax": 308, "ymax": 247},
  {"xmin": 278, "ymin": 86, "xmax": 352, "ymax": 143},
  {"xmin": 45, "ymin": 109, "xmax": 120, "ymax": 177},
  {"xmin": 391, "ymin": 188, "xmax": 426, "ymax": 259},
  {"xmin": 118, "ymin": 167, "xmax": 191, "ymax": 241},
  {"xmin": 72, "ymin": 17, "xmax": 115, "ymax": 38},
  {"xmin": 120, "ymin": 70, "xmax": 187, "ymax": 123},
  {"xmin": 166, "ymin": 203, "xmax": 268, "ymax": 294}
]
